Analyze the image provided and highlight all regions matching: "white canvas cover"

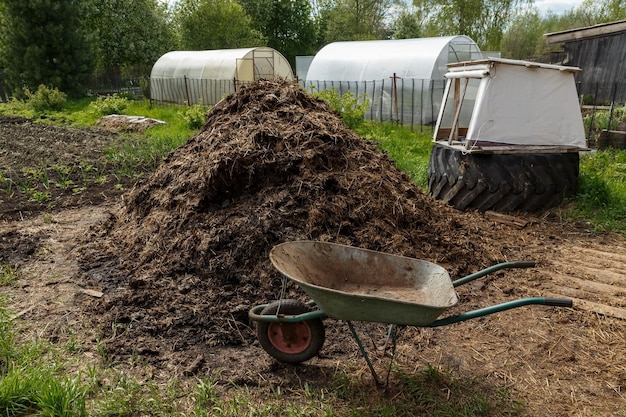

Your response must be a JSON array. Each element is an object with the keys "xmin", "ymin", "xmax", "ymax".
[
  {"xmin": 443, "ymin": 58, "xmax": 585, "ymax": 148},
  {"xmin": 150, "ymin": 47, "xmax": 294, "ymax": 105}
]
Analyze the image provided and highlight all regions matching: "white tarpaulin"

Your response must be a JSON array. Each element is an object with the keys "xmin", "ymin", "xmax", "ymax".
[{"xmin": 448, "ymin": 58, "xmax": 586, "ymax": 148}]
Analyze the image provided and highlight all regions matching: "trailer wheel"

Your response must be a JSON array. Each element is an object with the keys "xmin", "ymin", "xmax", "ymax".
[
  {"xmin": 256, "ymin": 299, "xmax": 325, "ymax": 364},
  {"xmin": 428, "ymin": 144, "xmax": 579, "ymax": 212}
]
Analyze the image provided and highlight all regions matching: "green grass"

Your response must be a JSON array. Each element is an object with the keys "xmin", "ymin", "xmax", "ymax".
[
  {"xmin": 568, "ymin": 148, "xmax": 626, "ymax": 233},
  {"xmin": 356, "ymin": 121, "xmax": 433, "ymax": 189},
  {"xmin": 0, "ymin": 264, "xmax": 18, "ymax": 287}
]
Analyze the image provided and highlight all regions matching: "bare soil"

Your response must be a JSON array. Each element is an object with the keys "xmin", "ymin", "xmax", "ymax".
[{"xmin": 1, "ymin": 81, "xmax": 625, "ymax": 416}]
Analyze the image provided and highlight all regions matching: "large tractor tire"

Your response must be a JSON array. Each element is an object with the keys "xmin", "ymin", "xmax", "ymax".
[{"xmin": 428, "ymin": 144, "xmax": 579, "ymax": 212}]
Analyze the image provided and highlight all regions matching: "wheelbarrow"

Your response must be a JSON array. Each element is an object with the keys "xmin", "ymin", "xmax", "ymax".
[{"xmin": 249, "ymin": 241, "xmax": 572, "ymax": 386}]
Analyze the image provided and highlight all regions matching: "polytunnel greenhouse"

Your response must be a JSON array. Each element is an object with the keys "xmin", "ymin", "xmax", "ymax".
[
  {"xmin": 150, "ymin": 47, "xmax": 294, "ymax": 105},
  {"xmin": 304, "ymin": 36, "xmax": 483, "ymax": 127}
]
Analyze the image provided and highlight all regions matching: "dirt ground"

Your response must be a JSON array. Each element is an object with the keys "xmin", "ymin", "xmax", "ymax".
[{"xmin": 1, "ymin": 82, "xmax": 625, "ymax": 416}]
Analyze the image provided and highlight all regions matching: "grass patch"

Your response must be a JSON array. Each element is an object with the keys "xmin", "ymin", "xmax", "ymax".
[
  {"xmin": 0, "ymin": 264, "xmax": 18, "ymax": 287},
  {"xmin": 356, "ymin": 121, "xmax": 433, "ymax": 190},
  {"xmin": 567, "ymin": 148, "xmax": 626, "ymax": 233},
  {"xmin": 98, "ymin": 101, "xmax": 201, "ymax": 177}
]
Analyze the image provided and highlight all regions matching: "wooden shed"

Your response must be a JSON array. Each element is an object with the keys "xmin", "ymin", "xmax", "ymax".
[{"xmin": 545, "ymin": 20, "xmax": 626, "ymax": 104}]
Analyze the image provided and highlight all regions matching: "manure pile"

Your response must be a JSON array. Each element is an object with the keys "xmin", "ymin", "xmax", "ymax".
[{"xmin": 80, "ymin": 80, "xmax": 516, "ymax": 362}]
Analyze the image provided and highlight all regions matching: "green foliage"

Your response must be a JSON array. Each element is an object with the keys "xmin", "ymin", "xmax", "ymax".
[
  {"xmin": 0, "ymin": 264, "xmax": 18, "ymax": 287},
  {"xmin": 0, "ymin": 301, "xmax": 87, "ymax": 417},
  {"xmin": 323, "ymin": 0, "xmax": 396, "ymax": 42},
  {"xmin": 583, "ymin": 106, "xmax": 626, "ymax": 132},
  {"xmin": 174, "ymin": 0, "xmax": 266, "ymax": 50},
  {"xmin": 139, "ymin": 77, "xmax": 151, "ymax": 100},
  {"xmin": 238, "ymin": 0, "xmax": 317, "ymax": 66},
  {"xmin": 180, "ymin": 101, "xmax": 211, "ymax": 130},
  {"xmin": 501, "ymin": 0, "xmax": 626, "ymax": 59},
  {"xmin": 89, "ymin": 94, "xmax": 129, "ymax": 116},
  {"xmin": 312, "ymin": 87, "xmax": 369, "ymax": 130},
  {"xmin": 500, "ymin": 10, "xmax": 546, "ymax": 59},
  {"xmin": 581, "ymin": 94, "xmax": 595, "ymax": 106},
  {"xmin": 414, "ymin": 0, "xmax": 531, "ymax": 51},
  {"xmin": 23, "ymin": 85, "xmax": 67, "ymax": 113},
  {"xmin": 0, "ymin": 0, "xmax": 95, "ymax": 97},
  {"xmin": 393, "ymin": 9, "xmax": 424, "ymax": 39},
  {"xmin": 357, "ymin": 121, "xmax": 433, "ymax": 189},
  {"xmin": 570, "ymin": 0, "xmax": 626, "ymax": 26},
  {"xmin": 87, "ymin": 0, "xmax": 176, "ymax": 69},
  {"xmin": 570, "ymin": 149, "xmax": 626, "ymax": 233}
]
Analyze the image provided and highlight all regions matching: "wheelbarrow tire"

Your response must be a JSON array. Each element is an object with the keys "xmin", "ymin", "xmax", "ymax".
[{"xmin": 256, "ymin": 299, "xmax": 325, "ymax": 364}]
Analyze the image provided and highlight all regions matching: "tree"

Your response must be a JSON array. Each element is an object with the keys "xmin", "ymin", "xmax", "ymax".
[
  {"xmin": 0, "ymin": 0, "xmax": 96, "ymax": 97},
  {"xmin": 500, "ymin": 10, "xmax": 544, "ymax": 59},
  {"xmin": 323, "ymin": 0, "xmax": 400, "ymax": 42},
  {"xmin": 88, "ymin": 0, "xmax": 176, "ymax": 70},
  {"xmin": 393, "ymin": 7, "xmax": 425, "ymax": 39},
  {"xmin": 238, "ymin": 0, "xmax": 317, "ymax": 66},
  {"xmin": 501, "ymin": 0, "xmax": 626, "ymax": 60},
  {"xmin": 414, "ymin": 0, "xmax": 531, "ymax": 51},
  {"xmin": 174, "ymin": 0, "xmax": 266, "ymax": 50}
]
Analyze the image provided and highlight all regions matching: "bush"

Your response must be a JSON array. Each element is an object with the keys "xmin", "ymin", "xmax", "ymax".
[
  {"xmin": 23, "ymin": 85, "xmax": 67, "ymax": 112},
  {"xmin": 180, "ymin": 101, "xmax": 210, "ymax": 130},
  {"xmin": 312, "ymin": 87, "xmax": 369, "ymax": 130},
  {"xmin": 583, "ymin": 106, "xmax": 626, "ymax": 132},
  {"xmin": 89, "ymin": 94, "xmax": 129, "ymax": 115},
  {"xmin": 581, "ymin": 94, "xmax": 595, "ymax": 106}
]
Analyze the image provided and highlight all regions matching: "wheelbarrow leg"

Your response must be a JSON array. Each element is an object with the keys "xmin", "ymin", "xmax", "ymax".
[
  {"xmin": 347, "ymin": 322, "xmax": 399, "ymax": 390},
  {"xmin": 347, "ymin": 322, "xmax": 385, "ymax": 388}
]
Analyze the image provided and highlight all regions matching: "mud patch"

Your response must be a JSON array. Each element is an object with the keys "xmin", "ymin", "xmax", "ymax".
[{"xmin": 0, "ymin": 230, "xmax": 42, "ymax": 265}]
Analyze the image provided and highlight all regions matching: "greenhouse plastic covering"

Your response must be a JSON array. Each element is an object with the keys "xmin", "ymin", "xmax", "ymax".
[
  {"xmin": 304, "ymin": 36, "xmax": 483, "ymax": 125},
  {"xmin": 151, "ymin": 47, "xmax": 293, "ymax": 105}
]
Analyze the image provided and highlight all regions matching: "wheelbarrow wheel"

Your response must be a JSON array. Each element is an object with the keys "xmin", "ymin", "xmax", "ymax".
[{"xmin": 256, "ymin": 299, "xmax": 325, "ymax": 364}]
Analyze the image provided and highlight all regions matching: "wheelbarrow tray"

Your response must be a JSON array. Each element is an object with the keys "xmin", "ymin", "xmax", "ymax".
[{"xmin": 269, "ymin": 241, "xmax": 458, "ymax": 326}]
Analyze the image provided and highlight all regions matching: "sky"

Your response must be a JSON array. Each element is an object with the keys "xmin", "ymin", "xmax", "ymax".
[{"xmin": 533, "ymin": 0, "xmax": 587, "ymax": 15}]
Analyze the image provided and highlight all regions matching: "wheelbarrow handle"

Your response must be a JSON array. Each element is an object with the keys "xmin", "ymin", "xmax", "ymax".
[
  {"xmin": 544, "ymin": 298, "xmax": 573, "ymax": 308},
  {"xmin": 452, "ymin": 261, "xmax": 536, "ymax": 287},
  {"xmin": 426, "ymin": 297, "xmax": 573, "ymax": 327}
]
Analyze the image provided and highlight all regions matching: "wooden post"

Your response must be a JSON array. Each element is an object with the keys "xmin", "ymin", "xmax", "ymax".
[
  {"xmin": 390, "ymin": 73, "xmax": 401, "ymax": 123},
  {"xmin": 184, "ymin": 75, "xmax": 191, "ymax": 106}
]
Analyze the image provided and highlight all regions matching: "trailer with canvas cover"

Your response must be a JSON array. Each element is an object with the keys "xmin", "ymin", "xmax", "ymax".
[{"xmin": 428, "ymin": 58, "xmax": 588, "ymax": 212}]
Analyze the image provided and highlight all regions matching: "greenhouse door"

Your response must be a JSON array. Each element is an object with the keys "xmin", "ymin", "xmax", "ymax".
[
  {"xmin": 236, "ymin": 58, "xmax": 255, "ymax": 82},
  {"xmin": 252, "ymin": 49, "xmax": 276, "ymax": 79}
]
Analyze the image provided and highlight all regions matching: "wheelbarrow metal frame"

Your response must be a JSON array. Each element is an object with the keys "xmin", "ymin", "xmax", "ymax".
[{"xmin": 248, "ymin": 241, "xmax": 573, "ymax": 387}]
